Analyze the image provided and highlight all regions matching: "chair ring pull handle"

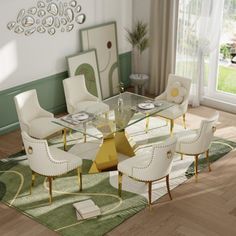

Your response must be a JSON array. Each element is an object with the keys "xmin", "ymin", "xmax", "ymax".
[
  {"xmin": 212, "ymin": 126, "xmax": 216, "ymax": 133},
  {"xmin": 28, "ymin": 146, "xmax": 33, "ymax": 154},
  {"xmin": 167, "ymin": 151, "xmax": 172, "ymax": 159}
]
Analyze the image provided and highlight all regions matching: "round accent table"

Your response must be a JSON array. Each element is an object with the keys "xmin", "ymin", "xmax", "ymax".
[{"xmin": 129, "ymin": 74, "xmax": 149, "ymax": 95}]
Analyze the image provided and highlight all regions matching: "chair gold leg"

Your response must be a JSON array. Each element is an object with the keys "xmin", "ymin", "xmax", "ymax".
[
  {"xmin": 166, "ymin": 175, "xmax": 172, "ymax": 200},
  {"xmin": 77, "ymin": 167, "xmax": 82, "ymax": 191},
  {"xmin": 118, "ymin": 171, "xmax": 123, "ymax": 197},
  {"xmin": 181, "ymin": 153, "xmax": 183, "ymax": 160},
  {"xmin": 206, "ymin": 149, "xmax": 211, "ymax": 172},
  {"xmin": 194, "ymin": 155, "xmax": 199, "ymax": 182},
  {"xmin": 21, "ymin": 142, "xmax": 25, "ymax": 152},
  {"xmin": 63, "ymin": 128, "xmax": 67, "ymax": 151},
  {"xmin": 48, "ymin": 177, "xmax": 53, "ymax": 204},
  {"xmin": 30, "ymin": 171, "xmax": 36, "ymax": 195},
  {"xmin": 145, "ymin": 115, "xmax": 150, "ymax": 133},
  {"xmin": 170, "ymin": 119, "xmax": 174, "ymax": 136},
  {"xmin": 83, "ymin": 123, "xmax": 87, "ymax": 143},
  {"xmin": 148, "ymin": 181, "xmax": 152, "ymax": 210},
  {"xmin": 183, "ymin": 114, "xmax": 186, "ymax": 129}
]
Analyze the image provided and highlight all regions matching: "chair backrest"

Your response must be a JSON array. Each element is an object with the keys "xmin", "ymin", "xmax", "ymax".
[
  {"xmin": 14, "ymin": 90, "xmax": 41, "ymax": 132},
  {"xmin": 167, "ymin": 74, "xmax": 191, "ymax": 98},
  {"xmin": 63, "ymin": 75, "xmax": 89, "ymax": 114},
  {"xmin": 166, "ymin": 74, "xmax": 191, "ymax": 110},
  {"xmin": 133, "ymin": 137, "xmax": 177, "ymax": 181},
  {"xmin": 195, "ymin": 111, "xmax": 219, "ymax": 153},
  {"xmin": 21, "ymin": 131, "xmax": 65, "ymax": 176}
]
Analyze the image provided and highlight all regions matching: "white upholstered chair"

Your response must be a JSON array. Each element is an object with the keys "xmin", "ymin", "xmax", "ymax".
[
  {"xmin": 118, "ymin": 137, "xmax": 177, "ymax": 207},
  {"xmin": 14, "ymin": 89, "xmax": 67, "ymax": 149},
  {"xmin": 63, "ymin": 75, "xmax": 109, "ymax": 115},
  {"xmin": 22, "ymin": 131, "xmax": 83, "ymax": 204},
  {"xmin": 155, "ymin": 74, "xmax": 191, "ymax": 134},
  {"xmin": 175, "ymin": 112, "xmax": 219, "ymax": 181}
]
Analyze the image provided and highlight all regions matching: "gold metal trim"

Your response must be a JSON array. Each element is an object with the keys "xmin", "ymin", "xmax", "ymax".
[{"xmin": 63, "ymin": 128, "xmax": 67, "ymax": 151}]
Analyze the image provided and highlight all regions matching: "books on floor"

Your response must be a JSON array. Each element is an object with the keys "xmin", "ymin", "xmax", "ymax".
[{"xmin": 73, "ymin": 199, "xmax": 101, "ymax": 220}]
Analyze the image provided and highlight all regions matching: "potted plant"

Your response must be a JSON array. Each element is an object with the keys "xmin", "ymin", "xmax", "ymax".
[{"xmin": 126, "ymin": 21, "xmax": 149, "ymax": 75}]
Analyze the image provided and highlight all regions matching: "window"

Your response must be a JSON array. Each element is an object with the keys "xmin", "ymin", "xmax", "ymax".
[{"xmin": 176, "ymin": 0, "xmax": 236, "ymax": 106}]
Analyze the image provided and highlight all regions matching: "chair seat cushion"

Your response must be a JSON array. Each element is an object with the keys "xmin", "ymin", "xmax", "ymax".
[
  {"xmin": 76, "ymin": 101, "xmax": 109, "ymax": 114},
  {"xmin": 49, "ymin": 147, "xmax": 82, "ymax": 172},
  {"xmin": 29, "ymin": 117, "xmax": 62, "ymax": 139},
  {"xmin": 118, "ymin": 148, "xmax": 153, "ymax": 178},
  {"xmin": 157, "ymin": 104, "xmax": 184, "ymax": 119}
]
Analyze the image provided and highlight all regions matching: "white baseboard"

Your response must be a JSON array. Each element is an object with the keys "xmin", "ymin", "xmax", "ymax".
[{"xmin": 201, "ymin": 97, "xmax": 236, "ymax": 114}]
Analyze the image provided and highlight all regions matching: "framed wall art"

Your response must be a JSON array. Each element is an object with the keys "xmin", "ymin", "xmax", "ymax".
[
  {"xmin": 80, "ymin": 22, "xmax": 121, "ymax": 99},
  {"xmin": 67, "ymin": 49, "xmax": 102, "ymax": 99}
]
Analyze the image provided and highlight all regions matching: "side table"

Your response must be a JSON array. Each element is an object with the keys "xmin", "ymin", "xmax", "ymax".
[{"xmin": 129, "ymin": 74, "xmax": 149, "ymax": 95}]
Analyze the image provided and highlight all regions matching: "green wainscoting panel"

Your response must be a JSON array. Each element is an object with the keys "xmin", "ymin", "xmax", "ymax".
[
  {"xmin": 0, "ymin": 52, "xmax": 131, "ymax": 135},
  {"xmin": 119, "ymin": 51, "xmax": 132, "ymax": 87},
  {"xmin": 0, "ymin": 71, "xmax": 68, "ymax": 135}
]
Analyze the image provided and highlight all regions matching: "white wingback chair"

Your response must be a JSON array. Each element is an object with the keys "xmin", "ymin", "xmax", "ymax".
[
  {"xmin": 175, "ymin": 112, "xmax": 219, "ymax": 181},
  {"xmin": 118, "ymin": 137, "xmax": 177, "ymax": 207},
  {"xmin": 63, "ymin": 75, "xmax": 109, "ymax": 114},
  {"xmin": 22, "ymin": 131, "xmax": 83, "ymax": 204},
  {"xmin": 155, "ymin": 74, "xmax": 191, "ymax": 134},
  {"xmin": 14, "ymin": 89, "xmax": 64, "ymax": 142}
]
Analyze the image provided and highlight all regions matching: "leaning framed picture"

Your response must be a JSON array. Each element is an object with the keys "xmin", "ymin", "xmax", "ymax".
[
  {"xmin": 80, "ymin": 22, "xmax": 121, "ymax": 99},
  {"xmin": 67, "ymin": 49, "xmax": 102, "ymax": 100}
]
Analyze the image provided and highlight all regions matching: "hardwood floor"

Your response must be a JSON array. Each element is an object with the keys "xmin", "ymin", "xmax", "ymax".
[{"xmin": 1, "ymin": 105, "xmax": 236, "ymax": 236}]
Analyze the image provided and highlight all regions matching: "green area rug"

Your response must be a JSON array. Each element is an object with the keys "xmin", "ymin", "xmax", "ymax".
[
  {"xmin": 0, "ymin": 157, "xmax": 146, "ymax": 236},
  {"xmin": 0, "ymin": 125, "xmax": 236, "ymax": 235}
]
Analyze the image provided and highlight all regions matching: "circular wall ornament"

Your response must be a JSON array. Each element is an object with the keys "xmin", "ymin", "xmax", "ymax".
[
  {"xmin": 7, "ymin": 0, "xmax": 86, "ymax": 36},
  {"xmin": 7, "ymin": 21, "xmax": 16, "ymax": 30},
  {"xmin": 47, "ymin": 3, "xmax": 58, "ymax": 16},
  {"xmin": 42, "ymin": 16, "xmax": 54, "ymax": 27},
  {"xmin": 25, "ymin": 27, "xmax": 36, "ymax": 36},
  {"xmin": 75, "ymin": 14, "xmax": 86, "ymax": 24},
  {"xmin": 28, "ymin": 7, "xmax": 37, "ymax": 15},
  {"xmin": 22, "ymin": 16, "xmax": 35, "ymax": 27},
  {"xmin": 14, "ymin": 26, "xmax": 24, "ymax": 34}
]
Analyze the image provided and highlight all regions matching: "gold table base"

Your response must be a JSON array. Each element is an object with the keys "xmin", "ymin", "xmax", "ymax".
[{"xmin": 89, "ymin": 131, "xmax": 136, "ymax": 174}]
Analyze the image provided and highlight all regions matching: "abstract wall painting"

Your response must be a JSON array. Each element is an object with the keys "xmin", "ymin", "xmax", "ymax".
[
  {"xmin": 80, "ymin": 22, "xmax": 120, "ymax": 99},
  {"xmin": 67, "ymin": 50, "xmax": 102, "ymax": 100}
]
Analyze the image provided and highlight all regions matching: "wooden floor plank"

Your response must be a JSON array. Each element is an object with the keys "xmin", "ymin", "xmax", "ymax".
[{"xmin": 1, "ymin": 105, "xmax": 236, "ymax": 235}]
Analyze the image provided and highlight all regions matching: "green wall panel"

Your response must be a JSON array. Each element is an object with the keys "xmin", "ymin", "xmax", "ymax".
[
  {"xmin": 119, "ymin": 51, "xmax": 132, "ymax": 87},
  {"xmin": 0, "ymin": 52, "xmax": 131, "ymax": 135}
]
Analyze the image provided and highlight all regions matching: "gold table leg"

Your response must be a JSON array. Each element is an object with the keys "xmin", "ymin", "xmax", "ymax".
[
  {"xmin": 89, "ymin": 137, "xmax": 118, "ymax": 174},
  {"xmin": 145, "ymin": 114, "xmax": 150, "ymax": 133},
  {"xmin": 115, "ymin": 131, "xmax": 135, "ymax": 157},
  {"xmin": 63, "ymin": 128, "xmax": 67, "ymax": 151}
]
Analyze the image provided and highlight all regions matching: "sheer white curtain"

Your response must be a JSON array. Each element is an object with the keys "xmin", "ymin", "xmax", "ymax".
[{"xmin": 176, "ymin": 0, "xmax": 224, "ymax": 107}]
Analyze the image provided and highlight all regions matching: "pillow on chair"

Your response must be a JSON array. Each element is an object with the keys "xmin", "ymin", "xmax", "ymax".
[{"xmin": 167, "ymin": 81, "xmax": 187, "ymax": 104}]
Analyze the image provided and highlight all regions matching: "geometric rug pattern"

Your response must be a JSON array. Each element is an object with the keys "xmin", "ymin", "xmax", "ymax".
[{"xmin": 0, "ymin": 118, "xmax": 235, "ymax": 235}]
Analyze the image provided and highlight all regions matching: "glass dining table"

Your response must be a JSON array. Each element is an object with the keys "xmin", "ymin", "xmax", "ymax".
[{"xmin": 54, "ymin": 92, "xmax": 174, "ymax": 173}]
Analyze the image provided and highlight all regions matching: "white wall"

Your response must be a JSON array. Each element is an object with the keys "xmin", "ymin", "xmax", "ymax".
[
  {"xmin": 133, "ymin": 0, "xmax": 151, "ymax": 75},
  {"xmin": 0, "ymin": 0, "xmax": 133, "ymax": 91}
]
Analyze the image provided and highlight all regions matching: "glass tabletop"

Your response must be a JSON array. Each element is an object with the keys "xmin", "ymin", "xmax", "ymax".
[{"xmin": 53, "ymin": 92, "xmax": 174, "ymax": 140}]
